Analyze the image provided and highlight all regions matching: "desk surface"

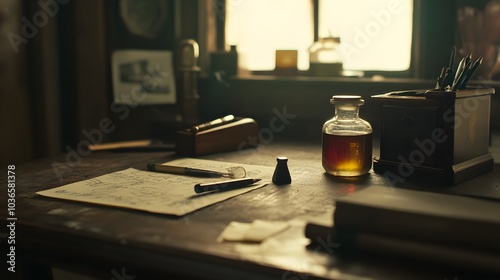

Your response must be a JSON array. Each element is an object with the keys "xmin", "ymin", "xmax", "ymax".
[{"xmin": 2, "ymin": 138, "xmax": 500, "ymax": 280}]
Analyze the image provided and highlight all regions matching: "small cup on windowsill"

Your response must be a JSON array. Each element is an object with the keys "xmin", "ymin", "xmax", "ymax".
[{"xmin": 274, "ymin": 50, "xmax": 298, "ymax": 76}]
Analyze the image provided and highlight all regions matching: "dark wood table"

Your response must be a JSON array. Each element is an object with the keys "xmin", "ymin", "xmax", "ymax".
[{"xmin": 1, "ymin": 137, "xmax": 499, "ymax": 280}]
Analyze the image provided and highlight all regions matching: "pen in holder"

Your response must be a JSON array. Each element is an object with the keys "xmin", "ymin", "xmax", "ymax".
[{"xmin": 435, "ymin": 47, "xmax": 483, "ymax": 91}]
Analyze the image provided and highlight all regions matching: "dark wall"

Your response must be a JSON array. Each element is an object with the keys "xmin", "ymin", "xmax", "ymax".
[
  {"xmin": 0, "ymin": 0, "xmax": 34, "ymax": 167},
  {"xmin": 200, "ymin": 76, "xmax": 500, "ymax": 141}
]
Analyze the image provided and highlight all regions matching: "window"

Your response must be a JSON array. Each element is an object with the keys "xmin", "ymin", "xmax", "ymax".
[
  {"xmin": 225, "ymin": 0, "xmax": 414, "ymax": 73},
  {"xmin": 225, "ymin": 0, "xmax": 313, "ymax": 71},
  {"xmin": 319, "ymin": 0, "xmax": 413, "ymax": 71}
]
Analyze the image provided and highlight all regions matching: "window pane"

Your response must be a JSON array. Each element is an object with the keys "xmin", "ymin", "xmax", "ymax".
[
  {"xmin": 225, "ymin": 0, "xmax": 313, "ymax": 71},
  {"xmin": 319, "ymin": 0, "xmax": 413, "ymax": 71}
]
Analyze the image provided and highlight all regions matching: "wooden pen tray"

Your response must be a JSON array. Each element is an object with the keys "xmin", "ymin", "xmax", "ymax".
[{"xmin": 175, "ymin": 117, "xmax": 259, "ymax": 156}]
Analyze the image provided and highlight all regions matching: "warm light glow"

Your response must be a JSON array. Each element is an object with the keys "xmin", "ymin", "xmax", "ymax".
[
  {"xmin": 319, "ymin": 0, "xmax": 413, "ymax": 71},
  {"xmin": 226, "ymin": 0, "xmax": 413, "ymax": 72},
  {"xmin": 225, "ymin": 0, "xmax": 313, "ymax": 70}
]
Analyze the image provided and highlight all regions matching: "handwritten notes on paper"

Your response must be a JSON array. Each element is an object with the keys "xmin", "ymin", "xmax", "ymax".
[{"xmin": 37, "ymin": 158, "xmax": 275, "ymax": 216}]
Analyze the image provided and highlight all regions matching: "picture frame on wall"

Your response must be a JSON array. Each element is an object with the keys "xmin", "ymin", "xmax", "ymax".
[{"xmin": 111, "ymin": 49, "xmax": 176, "ymax": 105}]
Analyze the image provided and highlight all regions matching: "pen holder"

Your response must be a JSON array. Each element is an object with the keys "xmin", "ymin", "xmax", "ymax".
[
  {"xmin": 371, "ymin": 87, "xmax": 495, "ymax": 185},
  {"xmin": 175, "ymin": 117, "xmax": 259, "ymax": 156}
]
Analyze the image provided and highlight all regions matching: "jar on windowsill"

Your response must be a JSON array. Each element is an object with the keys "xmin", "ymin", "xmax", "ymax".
[{"xmin": 308, "ymin": 37, "xmax": 343, "ymax": 77}]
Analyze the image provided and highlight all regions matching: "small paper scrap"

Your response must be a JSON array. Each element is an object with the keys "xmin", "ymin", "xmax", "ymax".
[{"xmin": 217, "ymin": 220, "xmax": 290, "ymax": 243}]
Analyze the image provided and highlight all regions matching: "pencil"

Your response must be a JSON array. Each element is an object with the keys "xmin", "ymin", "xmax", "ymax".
[
  {"xmin": 191, "ymin": 115, "xmax": 235, "ymax": 132},
  {"xmin": 147, "ymin": 163, "xmax": 226, "ymax": 178},
  {"xmin": 460, "ymin": 56, "xmax": 483, "ymax": 89},
  {"xmin": 448, "ymin": 46, "xmax": 456, "ymax": 70}
]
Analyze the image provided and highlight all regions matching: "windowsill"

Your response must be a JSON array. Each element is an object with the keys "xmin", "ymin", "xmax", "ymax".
[
  {"xmin": 231, "ymin": 73, "xmax": 430, "ymax": 84},
  {"xmin": 213, "ymin": 72, "xmax": 500, "ymax": 89},
  {"xmin": 214, "ymin": 73, "xmax": 437, "ymax": 91},
  {"xmin": 249, "ymin": 69, "xmax": 410, "ymax": 79}
]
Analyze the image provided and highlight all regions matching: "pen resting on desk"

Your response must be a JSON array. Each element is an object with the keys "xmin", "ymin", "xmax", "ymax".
[{"xmin": 175, "ymin": 117, "xmax": 259, "ymax": 156}]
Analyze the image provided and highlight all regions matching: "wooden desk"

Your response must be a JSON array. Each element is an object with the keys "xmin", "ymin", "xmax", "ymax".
[{"xmin": 1, "ymin": 138, "xmax": 499, "ymax": 280}]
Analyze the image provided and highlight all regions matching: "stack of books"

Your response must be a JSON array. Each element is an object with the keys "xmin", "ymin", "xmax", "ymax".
[{"xmin": 305, "ymin": 186, "xmax": 500, "ymax": 274}]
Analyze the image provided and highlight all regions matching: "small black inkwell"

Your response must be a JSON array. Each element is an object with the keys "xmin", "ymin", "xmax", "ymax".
[{"xmin": 272, "ymin": 157, "xmax": 292, "ymax": 185}]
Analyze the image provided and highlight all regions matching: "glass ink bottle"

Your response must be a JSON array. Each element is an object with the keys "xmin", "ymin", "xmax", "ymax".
[{"xmin": 322, "ymin": 95, "xmax": 372, "ymax": 176}]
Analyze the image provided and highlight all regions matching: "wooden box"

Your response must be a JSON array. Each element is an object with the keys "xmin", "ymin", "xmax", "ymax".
[
  {"xmin": 175, "ymin": 117, "xmax": 259, "ymax": 156},
  {"xmin": 371, "ymin": 87, "xmax": 495, "ymax": 185}
]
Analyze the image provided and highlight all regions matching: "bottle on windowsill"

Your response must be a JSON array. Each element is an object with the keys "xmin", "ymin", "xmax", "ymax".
[{"xmin": 308, "ymin": 37, "xmax": 343, "ymax": 77}]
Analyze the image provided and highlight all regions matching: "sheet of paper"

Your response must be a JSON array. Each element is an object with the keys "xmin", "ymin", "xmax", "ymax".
[
  {"xmin": 217, "ymin": 222, "xmax": 252, "ymax": 242},
  {"xmin": 37, "ymin": 158, "xmax": 274, "ymax": 216},
  {"xmin": 217, "ymin": 220, "xmax": 290, "ymax": 243}
]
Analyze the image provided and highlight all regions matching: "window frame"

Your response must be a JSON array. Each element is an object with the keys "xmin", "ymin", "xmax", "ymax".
[{"xmin": 213, "ymin": 0, "xmax": 457, "ymax": 80}]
